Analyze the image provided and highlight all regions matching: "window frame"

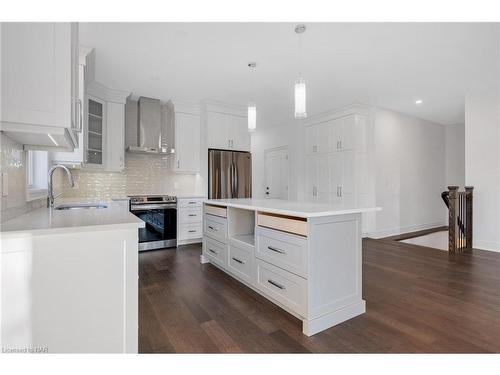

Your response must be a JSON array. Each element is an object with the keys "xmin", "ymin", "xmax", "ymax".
[{"xmin": 26, "ymin": 150, "xmax": 49, "ymax": 202}]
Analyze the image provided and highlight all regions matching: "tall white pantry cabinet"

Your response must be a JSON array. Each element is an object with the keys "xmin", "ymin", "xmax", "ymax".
[{"xmin": 304, "ymin": 112, "xmax": 368, "ymax": 207}]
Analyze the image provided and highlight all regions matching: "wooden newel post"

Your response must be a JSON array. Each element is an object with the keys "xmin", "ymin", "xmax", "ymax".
[
  {"xmin": 465, "ymin": 186, "xmax": 474, "ymax": 249},
  {"xmin": 448, "ymin": 186, "xmax": 459, "ymax": 253}
]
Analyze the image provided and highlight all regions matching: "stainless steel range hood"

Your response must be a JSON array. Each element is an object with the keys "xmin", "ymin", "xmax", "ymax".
[{"xmin": 126, "ymin": 97, "xmax": 174, "ymax": 154}]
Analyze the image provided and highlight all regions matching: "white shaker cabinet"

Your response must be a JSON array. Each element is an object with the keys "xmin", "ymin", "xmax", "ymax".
[
  {"xmin": 206, "ymin": 111, "xmax": 250, "ymax": 151},
  {"xmin": 86, "ymin": 82, "xmax": 129, "ymax": 171},
  {"xmin": 105, "ymin": 102, "xmax": 126, "ymax": 171},
  {"xmin": 174, "ymin": 111, "xmax": 201, "ymax": 173},
  {"xmin": 0, "ymin": 22, "xmax": 81, "ymax": 150},
  {"xmin": 51, "ymin": 47, "xmax": 93, "ymax": 167}
]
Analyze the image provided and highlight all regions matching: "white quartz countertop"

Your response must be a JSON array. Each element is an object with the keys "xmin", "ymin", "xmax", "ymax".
[
  {"xmin": 205, "ymin": 198, "xmax": 381, "ymax": 218},
  {"xmin": 0, "ymin": 198, "xmax": 144, "ymax": 235}
]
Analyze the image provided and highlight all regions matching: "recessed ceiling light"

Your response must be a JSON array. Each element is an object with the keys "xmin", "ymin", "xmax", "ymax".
[{"xmin": 415, "ymin": 100, "xmax": 423, "ymax": 105}]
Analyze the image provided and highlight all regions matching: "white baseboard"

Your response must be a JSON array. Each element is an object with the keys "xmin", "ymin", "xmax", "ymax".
[
  {"xmin": 302, "ymin": 300, "xmax": 366, "ymax": 337},
  {"xmin": 364, "ymin": 221, "xmax": 446, "ymax": 239},
  {"xmin": 474, "ymin": 240, "xmax": 500, "ymax": 253}
]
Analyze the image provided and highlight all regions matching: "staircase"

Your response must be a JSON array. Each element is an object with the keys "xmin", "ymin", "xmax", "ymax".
[{"xmin": 441, "ymin": 186, "xmax": 474, "ymax": 253}]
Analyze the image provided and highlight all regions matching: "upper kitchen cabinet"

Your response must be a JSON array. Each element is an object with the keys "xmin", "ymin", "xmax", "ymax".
[
  {"xmin": 86, "ymin": 82, "xmax": 130, "ymax": 171},
  {"xmin": 205, "ymin": 103, "xmax": 250, "ymax": 152},
  {"xmin": 305, "ymin": 113, "xmax": 367, "ymax": 155},
  {"xmin": 174, "ymin": 109, "xmax": 201, "ymax": 173},
  {"xmin": 0, "ymin": 22, "xmax": 81, "ymax": 150},
  {"xmin": 51, "ymin": 47, "xmax": 94, "ymax": 167}
]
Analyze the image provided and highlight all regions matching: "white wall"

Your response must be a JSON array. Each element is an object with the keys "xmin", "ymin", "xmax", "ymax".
[
  {"xmin": 463, "ymin": 25, "xmax": 500, "ymax": 252},
  {"xmin": 445, "ymin": 124, "xmax": 465, "ymax": 187},
  {"xmin": 368, "ymin": 108, "xmax": 447, "ymax": 237},
  {"xmin": 251, "ymin": 105, "xmax": 450, "ymax": 238}
]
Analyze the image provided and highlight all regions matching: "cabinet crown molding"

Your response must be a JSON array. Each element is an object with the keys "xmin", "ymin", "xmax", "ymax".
[
  {"xmin": 303, "ymin": 103, "xmax": 371, "ymax": 125},
  {"xmin": 87, "ymin": 81, "xmax": 130, "ymax": 104},
  {"xmin": 202, "ymin": 100, "xmax": 247, "ymax": 117}
]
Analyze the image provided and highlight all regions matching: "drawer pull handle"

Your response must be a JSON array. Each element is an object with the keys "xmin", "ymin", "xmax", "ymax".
[
  {"xmin": 189, "ymin": 201, "xmax": 197, "ymax": 204},
  {"xmin": 267, "ymin": 279, "xmax": 286, "ymax": 290},
  {"xmin": 267, "ymin": 246, "xmax": 286, "ymax": 254},
  {"xmin": 188, "ymin": 214, "xmax": 197, "ymax": 217},
  {"xmin": 232, "ymin": 257, "xmax": 244, "ymax": 265},
  {"xmin": 208, "ymin": 248, "xmax": 218, "ymax": 255},
  {"xmin": 208, "ymin": 225, "xmax": 217, "ymax": 231},
  {"xmin": 188, "ymin": 230, "xmax": 197, "ymax": 233}
]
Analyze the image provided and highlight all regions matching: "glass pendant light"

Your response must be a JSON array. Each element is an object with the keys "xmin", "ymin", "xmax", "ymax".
[
  {"xmin": 294, "ymin": 24, "xmax": 307, "ymax": 119},
  {"xmin": 248, "ymin": 105, "xmax": 256, "ymax": 132},
  {"xmin": 248, "ymin": 62, "xmax": 257, "ymax": 132}
]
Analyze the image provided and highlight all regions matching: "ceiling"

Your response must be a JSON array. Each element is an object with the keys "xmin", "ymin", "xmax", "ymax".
[{"xmin": 79, "ymin": 22, "xmax": 499, "ymax": 127}]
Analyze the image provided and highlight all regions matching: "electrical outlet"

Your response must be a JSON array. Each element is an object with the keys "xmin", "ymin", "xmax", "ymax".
[{"xmin": 1, "ymin": 172, "xmax": 8, "ymax": 196}]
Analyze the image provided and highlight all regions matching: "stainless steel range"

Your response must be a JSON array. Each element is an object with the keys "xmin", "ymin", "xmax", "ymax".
[{"xmin": 129, "ymin": 195, "xmax": 177, "ymax": 251}]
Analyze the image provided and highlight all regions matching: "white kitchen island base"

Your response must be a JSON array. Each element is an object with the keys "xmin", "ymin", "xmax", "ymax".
[{"xmin": 201, "ymin": 198, "xmax": 379, "ymax": 337}]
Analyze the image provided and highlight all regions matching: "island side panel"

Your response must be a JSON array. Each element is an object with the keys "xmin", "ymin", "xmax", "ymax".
[{"xmin": 303, "ymin": 212, "xmax": 365, "ymax": 336}]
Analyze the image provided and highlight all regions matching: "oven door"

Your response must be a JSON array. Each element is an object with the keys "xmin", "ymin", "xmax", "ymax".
[{"xmin": 130, "ymin": 203, "xmax": 177, "ymax": 251}]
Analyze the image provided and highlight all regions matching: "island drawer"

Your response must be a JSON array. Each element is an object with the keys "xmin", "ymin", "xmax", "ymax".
[
  {"xmin": 204, "ymin": 237, "xmax": 228, "ymax": 268},
  {"xmin": 204, "ymin": 214, "xmax": 227, "ymax": 242},
  {"xmin": 228, "ymin": 244, "xmax": 252, "ymax": 282},
  {"xmin": 179, "ymin": 208, "xmax": 203, "ymax": 224},
  {"xmin": 255, "ymin": 259, "xmax": 306, "ymax": 316},
  {"xmin": 204, "ymin": 204, "xmax": 227, "ymax": 218},
  {"xmin": 256, "ymin": 226, "xmax": 308, "ymax": 278},
  {"xmin": 257, "ymin": 212, "xmax": 308, "ymax": 237}
]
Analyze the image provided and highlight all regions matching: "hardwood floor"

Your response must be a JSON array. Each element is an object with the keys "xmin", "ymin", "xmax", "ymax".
[{"xmin": 139, "ymin": 238, "xmax": 500, "ymax": 353}]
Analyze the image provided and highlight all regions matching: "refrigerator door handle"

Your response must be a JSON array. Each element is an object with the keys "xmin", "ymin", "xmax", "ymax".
[{"xmin": 233, "ymin": 161, "xmax": 238, "ymax": 196}]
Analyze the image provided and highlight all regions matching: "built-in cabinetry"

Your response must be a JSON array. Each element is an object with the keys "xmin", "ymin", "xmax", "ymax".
[
  {"xmin": 0, "ymin": 22, "xmax": 80, "ymax": 150},
  {"xmin": 202, "ymin": 200, "xmax": 368, "ymax": 336},
  {"xmin": 205, "ymin": 106, "xmax": 250, "ymax": 152},
  {"xmin": 177, "ymin": 197, "xmax": 205, "ymax": 244},
  {"xmin": 173, "ymin": 110, "xmax": 201, "ymax": 173},
  {"xmin": 304, "ymin": 113, "xmax": 367, "ymax": 205},
  {"xmin": 51, "ymin": 47, "xmax": 93, "ymax": 167},
  {"xmin": 84, "ymin": 82, "xmax": 129, "ymax": 171}
]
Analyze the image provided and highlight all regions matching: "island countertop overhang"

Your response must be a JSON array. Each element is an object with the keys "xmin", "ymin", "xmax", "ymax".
[{"xmin": 204, "ymin": 198, "xmax": 381, "ymax": 218}]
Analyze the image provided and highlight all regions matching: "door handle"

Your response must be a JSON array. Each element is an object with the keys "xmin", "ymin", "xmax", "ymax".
[{"xmin": 76, "ymin": 98, "xmax": 83, "ymax": 133}]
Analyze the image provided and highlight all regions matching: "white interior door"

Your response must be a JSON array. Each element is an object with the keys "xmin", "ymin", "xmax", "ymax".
[{"xmin": 264, "ymin": 147, "xmax": 289, "ymax": 199}]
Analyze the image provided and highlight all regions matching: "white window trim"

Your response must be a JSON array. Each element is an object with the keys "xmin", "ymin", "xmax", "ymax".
[{"xmin": 26, "ymin": 150, "xmax": 49, "ymax": 202}]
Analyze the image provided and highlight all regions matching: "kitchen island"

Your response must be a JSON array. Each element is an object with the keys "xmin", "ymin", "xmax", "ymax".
[
  {"xmin": 201, "ymin": 198, "xmax": 380, "ymax": 336},
  {"xmin": 0, "ymin": 199, "xmax": 144, "ymax": 353}
]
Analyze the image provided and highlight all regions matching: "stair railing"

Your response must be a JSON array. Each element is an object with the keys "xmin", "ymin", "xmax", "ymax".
[{"xmin": 442, "ymin": 186, "xmax": 474, "ymax": 253}]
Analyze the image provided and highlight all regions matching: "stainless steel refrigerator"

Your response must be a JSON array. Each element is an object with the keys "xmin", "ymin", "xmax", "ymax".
[{"xmin": 208, "ymin": 149, "xmax": 252, "ymax": 199}]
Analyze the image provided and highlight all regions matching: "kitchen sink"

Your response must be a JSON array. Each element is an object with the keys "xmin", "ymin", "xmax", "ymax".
[{"xmin": 54, "ymin": 203, "xmax": 108, "ymax": 210}]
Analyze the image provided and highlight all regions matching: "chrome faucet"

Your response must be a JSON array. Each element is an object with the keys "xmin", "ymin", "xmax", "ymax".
[{"xmin": 47, "ymin": 164, "xmax": 75, "ymax": 208}]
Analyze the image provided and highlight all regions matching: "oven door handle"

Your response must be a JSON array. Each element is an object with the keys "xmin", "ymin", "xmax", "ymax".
[{"xmin": 131, "ymin": 204, "xmax": 177, "ymax": 211}]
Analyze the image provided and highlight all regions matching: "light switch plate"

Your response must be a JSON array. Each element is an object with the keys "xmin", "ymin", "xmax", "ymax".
[{"xmin": 1, "ymin": 172, "xmax": 8, "ymax": 196}]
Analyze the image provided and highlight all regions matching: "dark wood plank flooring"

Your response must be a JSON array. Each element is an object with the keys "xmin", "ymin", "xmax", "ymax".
[{"xmin": 139, "ymin": 238, "xmax": 500, "ymax": 353}]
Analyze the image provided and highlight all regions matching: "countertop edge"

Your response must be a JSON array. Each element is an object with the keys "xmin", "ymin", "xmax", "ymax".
[{"xmin": 204, "ymin": 199, "xmax": 381, "ymax": 218}]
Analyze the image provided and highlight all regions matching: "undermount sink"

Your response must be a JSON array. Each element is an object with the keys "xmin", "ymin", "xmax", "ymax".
[{"xmin": 54, "ymin": 203, "xmax": 108, "ymax": 210}]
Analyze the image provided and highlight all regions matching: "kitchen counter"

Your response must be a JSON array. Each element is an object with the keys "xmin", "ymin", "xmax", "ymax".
[
  {"xmin": 0, "ymin": 198, "xmax": 144, "ymax": 236},
  {"xmin": 204, "ymin": 198, "xmax": 380, "ymax": 218},
  {"xmin": 1, "ymin": 197, "xmax": 142, "ymax": 353}
]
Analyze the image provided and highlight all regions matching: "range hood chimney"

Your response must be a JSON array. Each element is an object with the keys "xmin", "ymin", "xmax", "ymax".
[{"xmin": 127, "ymin": 96, "xmax": 174, "ymax": 154}]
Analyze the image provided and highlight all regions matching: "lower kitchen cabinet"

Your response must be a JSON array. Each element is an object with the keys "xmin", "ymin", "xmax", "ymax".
[{"xmin": 177, "ymin": 197, "xmax": 205, "ymax": 245}]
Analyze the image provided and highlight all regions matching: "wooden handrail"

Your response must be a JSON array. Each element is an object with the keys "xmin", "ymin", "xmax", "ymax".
[{"xmin": 444, "ymin": 186, "xmax": 473, "ymax": 253}]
